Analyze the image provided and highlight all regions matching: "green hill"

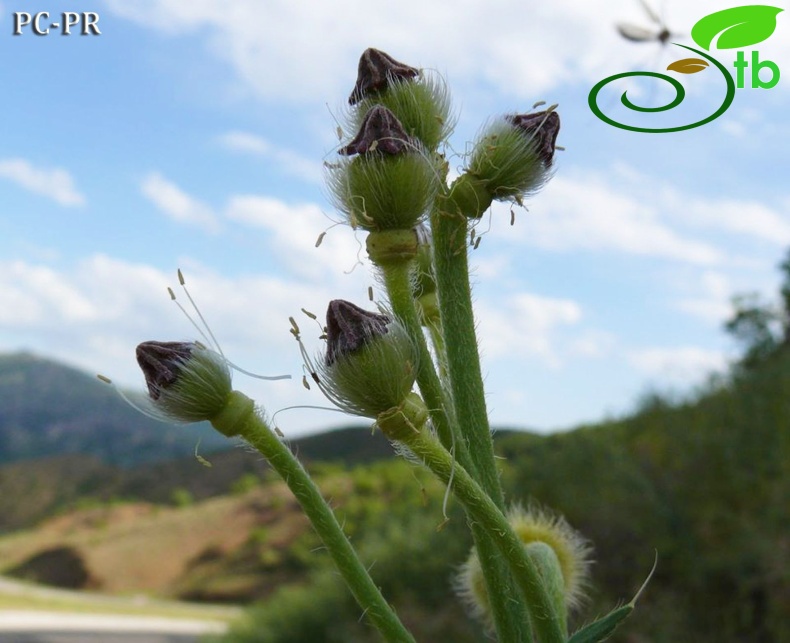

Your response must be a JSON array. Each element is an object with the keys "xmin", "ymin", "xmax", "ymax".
[
  {"xmin": 0, "ymin": 351, "xmax": 233, "ymax": 466},
  {"xmin": 0, "ymin": 347, "xmax": 786, "ymax": 641}
]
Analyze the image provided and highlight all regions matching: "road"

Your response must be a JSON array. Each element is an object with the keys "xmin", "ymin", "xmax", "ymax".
[{"xmin": 0, "ymin": 611, "xmax": 227, "ymax": 642}]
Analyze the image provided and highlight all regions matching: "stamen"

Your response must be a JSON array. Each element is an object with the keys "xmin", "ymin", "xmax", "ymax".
[
  {"xmin": 177, "ymin": 269, "xmax": 224, "ymax": 359},
  {"xmin": 170, "ymin": 270, "xmax": 290, "ymax": 381}
]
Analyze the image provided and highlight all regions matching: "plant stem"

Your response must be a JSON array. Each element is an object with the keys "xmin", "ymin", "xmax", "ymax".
[
  {"xmin": 430, "ymin": 202, "xmax": 504, "ymax": 508},
  {"xmin": 214, "ymin": 390, "xmax": 416, "ymax": 643},
  {"xmin": 380, "ymin": 260, "xmax": 469, "ymax": 467},
  {"xmin": 379, "ymin": 256, "xmax": 532, "ymax": 642},
  {"xmin": 428, "ymin": 203, "xmax": 535, "ymax": 640},
  {"xmin": 395, "ymin": 422, "xmax": 565, "ymax": 643}
]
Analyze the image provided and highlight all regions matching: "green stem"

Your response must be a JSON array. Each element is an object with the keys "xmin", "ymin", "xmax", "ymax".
[
  {"xmin": 393, "ymin": 421, "xmax": 565, "ymax": 643},
  {"xmin": 430, "ymin": 201, "xmax": 504, "ymax": 507},
  {"xmin": 379, "ymin": 255, "xmax": 532, "ymax": 642},
  {"xmin": 430, "ymin": 201, "xmax": 535, "ymax": 640},
  {"xmin": 380, "ymin": 260, "xmax": 469, "ymax": 467},
  {"xmin": 214, "ymin": 391, "xmax": 415, "ymax": 643}
]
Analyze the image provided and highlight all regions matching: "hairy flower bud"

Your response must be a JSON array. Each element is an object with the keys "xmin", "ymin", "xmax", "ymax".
[
  {"xmin": 329, "ymin": 107, "xmax": 439, "ymax": 231},
  {"xmin": 456, "ymin": 505, "xmax": 591, "ymax": 631},
  {"xmin": 465, "ymin": 109, "xmax": 560, "ymax": 205},
  {"xmin": 325, "ymin": 300, "xmax": 390, "ymax": 366},
  {"xmin": 347, "ymin": 49, "xmax": 453, "ymax": 151},
  {"xmin": 506, "ymin": 110, "xmax": 561, "ymax": 169},
  {"xmin": 136, "ymin": 340, "xmax": 232, "ymax": 424},
  {"xmin": 318, "ymin": 300, "xmax": 417, "ymax": 418},
  {"xmin": 340, "ymin": 104, "xmax": 413, "ymax": 156}
]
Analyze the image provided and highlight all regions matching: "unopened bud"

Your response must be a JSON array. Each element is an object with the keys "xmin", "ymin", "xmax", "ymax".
[
  {"xmin": 136, "ymin": 340, "xmax": 232, "ymax": 424},
  {"xmin": 340, "ymin": 105, "xmax": 413, "ymax": 156},
  {"xmin": 329, "ymin": 107, "xmax": 439, "ymax": 232},
  {"xmin": 456, "ymin": 505, "xmax": 591, "ymax": 631},
  {"xmin": 318, "ymin": 300, "xmax": 417, "ymax": 418},
  {"xmin": 465, "ymin": 109, "xmax": 560, "ymax": 206}
]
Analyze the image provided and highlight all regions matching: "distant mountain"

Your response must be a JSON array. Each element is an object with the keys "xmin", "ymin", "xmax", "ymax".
[
  {"xmin": 0, "ymin": 352, "xmax": 229, "ymax": 466},
  {"xmin": 0, "ymin": 351, "xmax": 393, "ymax": 532}
]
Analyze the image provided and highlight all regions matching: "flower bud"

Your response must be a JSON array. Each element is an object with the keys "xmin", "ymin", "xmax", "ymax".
[
  {"xmin": 329, "ymin": 106, "xmax": 439, "ymax": 232},
  {"xmin": 466, "ymin": 109, "xmax": 560, "ymax": 205},
  {"xmin": 347, "ymin": 49, "xmax": 453, "ymax": 151},
  {"xmin": 456, "ymin": 505, "xmax": 591, "ymax": 631},
  {"xmin": 136, "ymin": 340, "xmax": 232, "ymax": 424},
  {"xmin": 318, "ymin": 300, "xmax": 417, "ymax": 418}
]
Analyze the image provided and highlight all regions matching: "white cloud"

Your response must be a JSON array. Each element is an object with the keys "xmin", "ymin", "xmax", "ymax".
[
  {"xmin": 568, "ymin": 330, "xmax": 616, "ymax": 358},
  {"xmin": 140, "ymin": 173, "xmax": 220, "ymax": 232},
  {"xmin": 627, "ymin": 346, "xmax": 728, "ymax": 383},
  {"xmin": 500, "ymin": 172, "xmax": 721, "ymax": 264},
  {"xmin": 606, "ymin": 163, "xmax": 790, "ymax": 246},
  {"xmin": 0, "ymin": 158, "xmax": 85, "ymax": 206},
  {"xmin": 0, "ymin": 261, "xmax": 97, "ymax": 325},
  {"xmin": 674, "ymin": 270, "xmax": 733, "ymax": 324},
  {"xmin": 224, "ymin": 194, "xmax": 367, "ymax": 282},
  {"xmin": 218, "ymin": 131, "xmax": 272, "ymax": 155},
  {"xmin": 0, "ymin": 254, "xmax": 370, "ymax": 436},
  {"xmin": 218, "ymin": 131, "xmax": 321, "ymax": 184},
  {"xmin": 477, "ymin": 292, "xmax": 582, "ymax": 367},
  {"xmin": 103, "ymin": 0, "xmax": 735, "ymax": 105}
]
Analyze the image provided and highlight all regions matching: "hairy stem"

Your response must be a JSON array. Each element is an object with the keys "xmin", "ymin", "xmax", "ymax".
[
  {"xmin": 379, "ymin": 258, "xmax": 532, "ymax": 641},
  {"xmin": 395, "ymin": 421, "xmax": 565, "ymax": 643},
  {"xmin": 214, "ymin": 391, "xmax": 415, "ymax": 643}
]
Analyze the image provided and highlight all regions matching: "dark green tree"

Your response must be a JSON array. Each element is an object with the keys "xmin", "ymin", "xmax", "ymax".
[{"xmin": 725, "ymin": 248, "xmax": 790, "ymax": 368}]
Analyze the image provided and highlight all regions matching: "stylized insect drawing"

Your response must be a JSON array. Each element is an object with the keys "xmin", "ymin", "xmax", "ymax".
[{"xmin": 616, "ymin": 0, "xmax": 676, "ymax": 45}]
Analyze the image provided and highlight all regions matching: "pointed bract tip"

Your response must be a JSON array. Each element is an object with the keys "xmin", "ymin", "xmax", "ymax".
[{"xmin": 349, "ymin": 48, "xmax": 419, "ymax": 105}]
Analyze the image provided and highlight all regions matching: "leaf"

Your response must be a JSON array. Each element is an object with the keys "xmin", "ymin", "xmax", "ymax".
[
  {"xmin": 567, "ymin": 605, "xmax": 634, "ymax": 643},
  {"xmin": 568, "ymin": 552, "xmax": 658, "ymax": 643},
  {"xmin": 691, "ymin": 5, "xmax": 784, "ymax": 50},
  {"xmin": 667, "ymin": 58, "xmax": 710, "ymax": 74}
]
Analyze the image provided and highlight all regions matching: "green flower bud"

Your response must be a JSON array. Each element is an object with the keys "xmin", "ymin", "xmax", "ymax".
[
  {"xmin": 466, "ymin": 109, "xmax": 560, "ymax": 205},
  {"xmin": 347, "ymin": 48, "xmax": 452, "ymax": 150},
  {"xmin": 329, "ymin": 106, "xmax": 439, "ymax": 232},
  {"xmin": 318, "ymin": 300, "xmax": 417, "ymax": 418},
  {"xmin": 456, "ymin": 505, "xmax": 591, "ymax": 631},
  {"xmin": 136, "ymin": 340, "xmax": 232, "ymax": 424}
]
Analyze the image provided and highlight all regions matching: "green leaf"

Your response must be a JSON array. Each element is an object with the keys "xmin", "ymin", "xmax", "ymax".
[
  {"xmin": 691, "ymin": 5, "xmax": 784, "ymax": 50},
  {"xmin": 666, "ymin": 58, "xmax": 709, "ymax": 74},
  {"xmin": 567, "ymin": 605, "xmax": 634, "ymax": 643},
  {"xmin": 568, "ymin": 552, "xmax": 657, "ymax": 643}
]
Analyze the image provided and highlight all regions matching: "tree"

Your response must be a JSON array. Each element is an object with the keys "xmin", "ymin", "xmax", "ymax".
[{"xmin": 725, "ymin": 248, "xmax": 790, "ymax": 368}]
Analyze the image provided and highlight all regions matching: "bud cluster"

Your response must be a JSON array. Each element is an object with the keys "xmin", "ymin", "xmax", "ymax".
[{"xmin": 327, "ymin": 48, "xmax": 453, "ymax": 233}]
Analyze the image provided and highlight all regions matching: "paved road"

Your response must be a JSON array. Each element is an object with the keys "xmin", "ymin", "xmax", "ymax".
[
  {"xmin": 0, "ymin": 612, "xmax": 227, "ymax": 643},
  {"xmin": 0, "ymin": 633, "xmax": 201, "ymax": 642}
]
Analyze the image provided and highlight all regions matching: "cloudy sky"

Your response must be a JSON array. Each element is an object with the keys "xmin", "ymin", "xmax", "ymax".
[{"xmin": 2, "ymin": 0, "xmax": 788, "ymax": 437}]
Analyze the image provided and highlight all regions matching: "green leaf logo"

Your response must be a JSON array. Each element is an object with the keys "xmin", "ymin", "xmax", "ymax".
[{"xmin": 691, "ymin": 5, "xmax": 784, "ymax": 50}]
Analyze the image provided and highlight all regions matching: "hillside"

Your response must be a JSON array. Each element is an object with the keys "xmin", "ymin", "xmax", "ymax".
[
  {"xmin": 0, "ymin": 352, "xmax": 231, "ymax": 466},
  {"xmin": 0, "ymin": 424, "xmax": 391, "ymax": 533},
  {"xmin": 0, "ymin": 348, "xmax": 787, "ymax": 641}
]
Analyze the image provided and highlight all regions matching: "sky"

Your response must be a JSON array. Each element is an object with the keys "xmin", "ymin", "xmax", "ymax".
[{"xmin": 1, "ymin": 0, "xmax": 788, "ymax": 438}]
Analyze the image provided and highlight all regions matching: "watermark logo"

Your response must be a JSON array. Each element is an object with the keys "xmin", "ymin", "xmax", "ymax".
[{"xmin": 589, "ymin": 5, "xmax": 783, "ymax": 133}]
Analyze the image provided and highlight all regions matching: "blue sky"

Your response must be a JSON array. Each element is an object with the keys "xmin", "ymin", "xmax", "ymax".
[{"xmin": 1, "ymin": 0, "xmax": 788, "ymax": 437}]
